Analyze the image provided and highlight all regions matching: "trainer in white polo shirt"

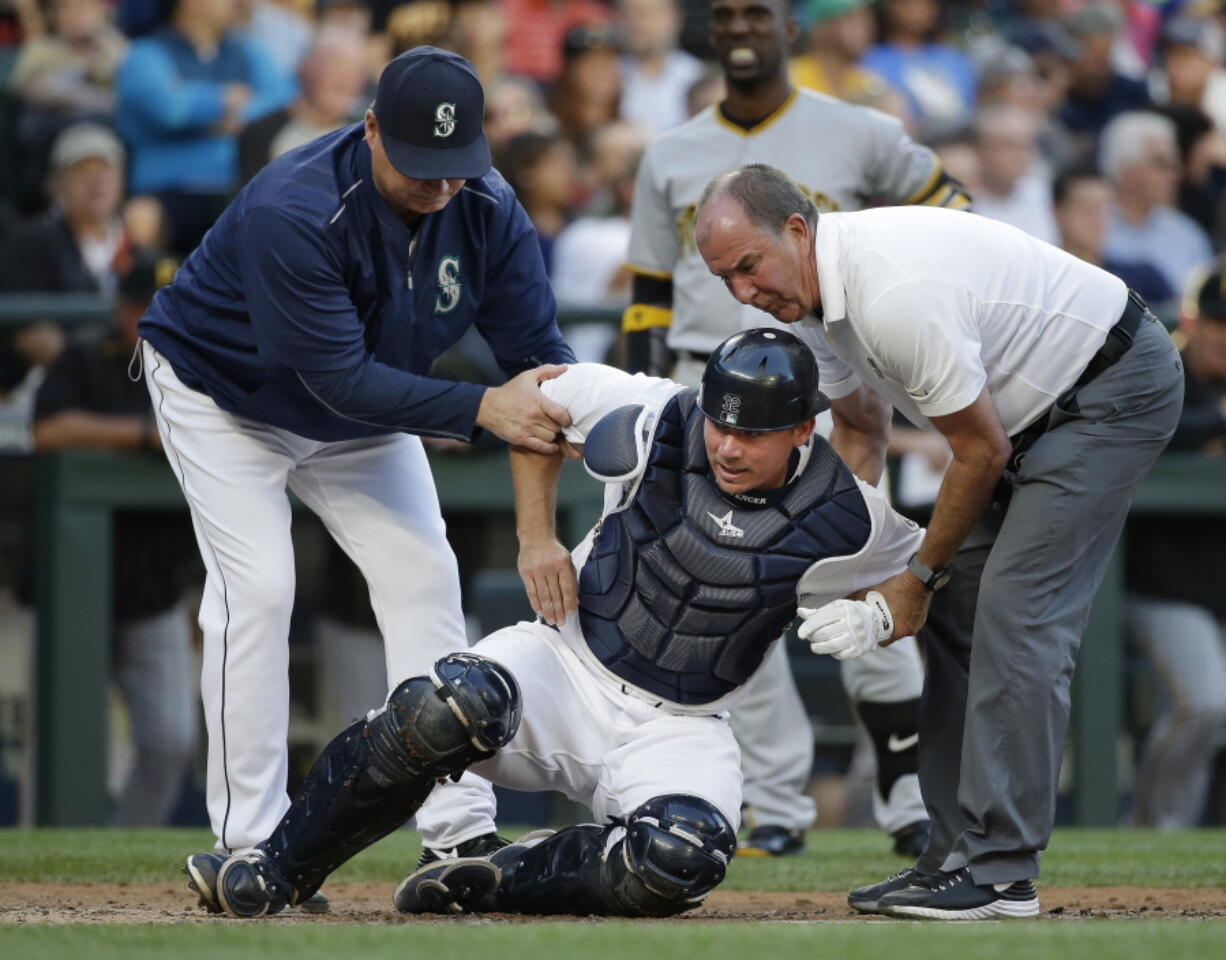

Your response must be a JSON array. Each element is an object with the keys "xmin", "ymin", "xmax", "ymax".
[{"xmin": 694, "ymin": 164, "xmax": 1184, "ymax": 921}]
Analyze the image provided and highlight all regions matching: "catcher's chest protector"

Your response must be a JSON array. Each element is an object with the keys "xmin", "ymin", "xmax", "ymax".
[{"xmin": 577, "ymin": 391, "xmax": 871, "ymax": 705}]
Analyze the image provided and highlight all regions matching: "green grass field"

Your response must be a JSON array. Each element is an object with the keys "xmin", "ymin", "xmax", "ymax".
[{"xmin": 2, "ymin": 828, "xmax": 1225, "ymax": 960}]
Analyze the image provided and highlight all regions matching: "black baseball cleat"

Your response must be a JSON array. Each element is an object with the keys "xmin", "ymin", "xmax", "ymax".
[
  {"xmin": 417, "ymin": 831, "xmax": 511, "ymax": 869},
  {"xmin": 848, "ymin": 866, "xmax": 929, "ymax": 914},
  {"xmin": 183, "ymin": 853, "xmax": 227, "ymax": 913},
  {"xmin": 215, "ymin": 851, "xmax": 294, "ymax": 918},
  {"xmin": 891, "ymin": 819, "xmax": 932, "ymax": 859},
  {"xmin": 393, "ymin": 857, "xmax": 502, "ymax": 914},
  {"xmin": 738, "ymin": 825, "xmax": 805, "ymax": 858},
  {"xmin": 296, "ymin": 890, "xmax": 331, "ymax": 914},
  {"xmin": 878, "ymin": 868, "xmax": 1040, "ymax": 920}
]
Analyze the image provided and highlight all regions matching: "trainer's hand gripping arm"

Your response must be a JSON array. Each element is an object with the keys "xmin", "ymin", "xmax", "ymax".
[
  {"xmin": 476, "ymin": 365, "xmax": 573, "ymax": 455},
  {"xmin": 511, "ymin": 444, "xmax": 578, "ymax": 625},
  {"xmin": 798, "ymin": 591, "xmax": 894, "ymax": 661}
]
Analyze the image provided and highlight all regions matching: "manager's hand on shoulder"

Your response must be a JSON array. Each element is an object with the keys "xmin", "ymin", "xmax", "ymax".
[
  {"xmin": 477, "ymin": 365, "xmax": 572, "ymax": 454},
  {"xmin": 798, "ymin": 592, "xmax": 894, "ymax": 661}
]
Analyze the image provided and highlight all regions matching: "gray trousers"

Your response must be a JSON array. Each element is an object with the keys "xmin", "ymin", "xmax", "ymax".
[
  {"xmin": 916, "ymin": 317, "xmax": 1183, "ymax": 884},
  {"xmin": 1128, "ymin": 597, "xmax": 1226, "ymax": 829}
]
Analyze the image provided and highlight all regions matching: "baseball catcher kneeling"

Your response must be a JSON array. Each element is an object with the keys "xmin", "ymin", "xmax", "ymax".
[{"xmin": 184, "ymin": 330, "xmax": 926, "ymax": 919}]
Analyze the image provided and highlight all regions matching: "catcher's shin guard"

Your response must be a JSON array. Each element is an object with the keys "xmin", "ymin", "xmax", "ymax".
[
  {"xmin": 491, "ymin": 795, "xmax": 735, "ymax": 917},
  {"xmin": 260, "ymin": 653, "xmax": 520, "ymax": 901}
]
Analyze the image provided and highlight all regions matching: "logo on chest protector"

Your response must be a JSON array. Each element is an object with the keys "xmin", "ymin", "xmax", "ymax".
[
  {"xmin": 434, "ymin": 255, "xmax": 462, "ymax": 313},
  {"xmin": 706, "ymin": 509, "xmax": 745, "ymax": 539}
]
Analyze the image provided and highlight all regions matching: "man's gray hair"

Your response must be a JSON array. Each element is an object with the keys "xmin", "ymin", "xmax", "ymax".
[
  {"xmin": 696, "ymin": 164, "xmax": 819, "ymax": 239},
  {"xmin": 1099, "ymin": 111, "xmax": 1177, "ymax": 183}
]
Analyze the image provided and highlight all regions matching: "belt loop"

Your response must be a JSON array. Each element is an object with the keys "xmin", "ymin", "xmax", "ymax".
[{"xmin": 127, "ymin": 336, "xmax": 145, "ymax": 383}]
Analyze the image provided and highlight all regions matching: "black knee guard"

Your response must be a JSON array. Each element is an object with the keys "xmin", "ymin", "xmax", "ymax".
[
  {"xmin": 603, "ymin": 795, "xmax": 736, "ymax": 917},
  {"xmin": 854, "ymin": 697, "xmax": 920, "ymax": 801},
  {"xmin": 491, "ymin": 795, "xmax": 735, "ymax": 918},
  {"xmin": 261, "ymin": 653, "xmax": 520, "ymax": 900}
]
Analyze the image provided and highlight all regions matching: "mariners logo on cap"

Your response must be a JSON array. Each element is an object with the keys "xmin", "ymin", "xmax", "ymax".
[
  {"xmin": 720, "ymin": 393, "xmax": 742, "ymax": 425},
  {"xmin": 434, "ymin": 102, "xmax": 457, "ymax": 138}
]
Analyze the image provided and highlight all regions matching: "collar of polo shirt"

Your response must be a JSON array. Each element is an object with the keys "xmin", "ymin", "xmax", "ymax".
[{"xmin": 813, "ymin": 216, "xmax": 846, "ymax": 327}]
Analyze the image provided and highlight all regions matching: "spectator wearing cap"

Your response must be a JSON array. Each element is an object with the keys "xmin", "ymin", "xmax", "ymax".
[
  {"xmin": 32, "ymin": 249, "xmax": 201, "ymax": 826},
  {"xmin": 134, "ymin": 46, "xmax": 574, "ymax": 857},
  {"xmin": 790, "ymin": 0, "xmax": 892, "ymax": 108},
  {"xmin": 0, "ymin": 122, "xmax": 127, "ymax": 295},
  {"xmin": 1101, "ymin": 110, "xmax": 1212, "ymax": 296},
  {"xmin": 1125, "ymin": 258, "xmax": 1226, "ymax": 829},
  {"xmin": 1157, "ymin": 16, "xmax": 1226, "ymax": 137},
  {"xmin": 1052, "ymin": 166, "xmax": 1173, "ymax": 307},
  {"xmin": 861, "ymin": 0, "xmax": 977, "ymax": 129},
  {"xmin": 500, "ymin": 0, "xmax": 610, "ymax": 83},
  {"xmin": 616, "ymin": 0, "xmax": 703, "ymax": 136},
  {"xmin": 115, "ymin": 0, "xmax": 295, "ymax": 257},
  {"xmin": 237, "ymin": 28, "xmax": 369, "ymax": 184},
  {"xmin": 1059, "ymin": 3, "xmax": 1149, "ymax": 151},
  {"xmin": 970, "ymin": 104, "xmax": 1059, "ymax": 244}
]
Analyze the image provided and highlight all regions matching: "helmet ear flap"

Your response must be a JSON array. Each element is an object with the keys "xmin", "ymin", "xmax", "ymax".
[{"xmin": 700, "ymin": 328, "xmax": 821, "ymax": 431}]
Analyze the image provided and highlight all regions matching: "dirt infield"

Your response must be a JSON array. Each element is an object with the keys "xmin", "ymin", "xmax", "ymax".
[{"xmin": 3, "ymin": 883, "xmax": 1224, "ymax": 924}]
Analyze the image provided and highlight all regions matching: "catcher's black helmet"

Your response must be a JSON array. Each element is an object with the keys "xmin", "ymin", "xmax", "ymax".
[{"xmin": 699, "ymin": 328, "xmax": 821, "ymax": 431}]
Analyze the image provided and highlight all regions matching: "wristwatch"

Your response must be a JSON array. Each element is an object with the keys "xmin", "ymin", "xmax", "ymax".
[{"xmin": 907, "ymin": 552, "xmax": 952, "ymax": 592}]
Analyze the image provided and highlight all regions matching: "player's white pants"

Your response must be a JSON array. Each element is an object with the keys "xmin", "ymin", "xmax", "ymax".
[
  {"xmin": 143, "ymin": 344, "xmax": 489, "ymax": 852},
  {"xmin": 433, "ymin": 621, "xmax": 744, "ymax": 833}
]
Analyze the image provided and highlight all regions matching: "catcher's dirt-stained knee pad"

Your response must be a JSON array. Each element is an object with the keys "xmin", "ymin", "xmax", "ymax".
[
  {"xmin": 606, "ymin": 794, "xmax": 736, "ymax": 917},
  {"xmin": 370, "ymin": 652, "xmax": 522, "ymax": 786}
]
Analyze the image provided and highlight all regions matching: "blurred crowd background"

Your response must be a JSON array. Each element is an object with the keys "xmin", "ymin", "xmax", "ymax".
[{"xmin": 0, "ymin": 0, "xmax": 1224, "ymax": 834}]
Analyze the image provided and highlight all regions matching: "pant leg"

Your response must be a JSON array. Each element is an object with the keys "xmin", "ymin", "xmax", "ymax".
[
  {"xmin": 728, "ymin": 640, "xmax": 815, "ymax": 831},
  {"xmin": 842, "ymin": 636, "xmax": 928, "ymax": 835},
  {"xmin": 145, "ymin": 344, "xmax": 302, "ymax": 852},
  {"xmin": 1128, "ymin": 598, "xmax": 1226, "ymax": 829},
  {"xmin": 914, "ymin": 519, "xmax": 995, "ymax": 874},
  {"xmin": 286, "ymin": 432, "xmax": 494, "ymax": 849},
  {"xmin": 112, "ymin": 601, "xmax": 198, "ymax": 826},
  {"xmin": 950, "ymin": 320, "xmax": 1183, "ymax": 884}
]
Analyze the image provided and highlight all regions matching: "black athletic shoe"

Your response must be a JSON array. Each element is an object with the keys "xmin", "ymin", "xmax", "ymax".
[
  {"xmin": 738, "ymin": 826, "xmax": 805, "ymax": 858},
  {"xmin": 393, "ymin": 858, "xmax": 502, "ymax": 914},
  {"xmin": 848, "ymin": 866, "xmax": 929, "ymax": 914},
  {"xmin": 878, "ymin": 868, "xmax": 1040, "ymax": 920},
  {"xmin": 891, "ymin": 820, "xmax": 932, "ymax": 859},
  {"xmin": 216, "ymin": 851, "xmax": 294, "ymax": 919},
  {"xmin": 183, "ymin": 853, "xmax": 227, "ymax": 913},
  {"xmin": 417, "ymin": 832, "xmax": 511, "ymax": 869}
]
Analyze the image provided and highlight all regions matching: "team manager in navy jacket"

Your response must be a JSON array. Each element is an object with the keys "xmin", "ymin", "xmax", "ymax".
[{"xmin": 138, "ymin": 47, "xmax": 575, "ymax": 871}]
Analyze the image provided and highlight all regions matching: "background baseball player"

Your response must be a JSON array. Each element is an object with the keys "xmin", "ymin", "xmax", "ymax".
[
  {"xmin": 137, "ymin": 47, "xmax": 574, "ymax": 896},
  {"xmin": 622, "ymin": 0, "xmax": 970, "ymax": 856},
  {"xmin": 183, "ymin": 329, "xmax": 929, "ymax": 919}
]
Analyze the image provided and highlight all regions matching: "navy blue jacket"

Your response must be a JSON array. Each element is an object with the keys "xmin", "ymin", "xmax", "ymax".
[{"xmin": 140, "ymin": 123, "xmax": 574, "ymax": 442}]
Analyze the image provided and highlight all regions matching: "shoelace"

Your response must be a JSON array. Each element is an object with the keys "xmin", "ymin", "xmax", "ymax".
[{"xmin": 914, "ymin": 868, "xmax": 968, "ymax": 892}]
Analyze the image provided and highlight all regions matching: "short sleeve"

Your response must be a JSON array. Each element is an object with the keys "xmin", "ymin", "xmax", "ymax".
[
  {"xmin": 863, "ymin": 108, "xmax": 942, "ymax": 205},
  {"xmin": 862, "ymin": 280, "xmax": 986, "ymax": 418},
  {"xmin": 793, "ymin": 319, "xmax": 863, "ymax": 401},
  {"xmin": 625, "ymin": 145, "xmax": 679, "ymax": 277},
  {"xmin": 539, "ymin": 363, "xmax": 684, "ymax": 442}
]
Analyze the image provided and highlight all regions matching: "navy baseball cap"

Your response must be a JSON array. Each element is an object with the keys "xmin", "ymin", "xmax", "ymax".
[{"xmin": 373, "ymin": 46, "xmax": 491, "ymax": 180}]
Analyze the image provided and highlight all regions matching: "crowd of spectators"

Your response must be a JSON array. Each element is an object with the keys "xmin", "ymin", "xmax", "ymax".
[{"xmin": 1, "ymin": 0, "xmax": 1225, "ymax": 827}]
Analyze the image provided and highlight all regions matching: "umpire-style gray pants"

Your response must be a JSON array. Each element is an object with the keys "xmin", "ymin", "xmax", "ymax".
[{"xmin": 915, "ymin": 317, "xmax": 1184, "ymax": 885}]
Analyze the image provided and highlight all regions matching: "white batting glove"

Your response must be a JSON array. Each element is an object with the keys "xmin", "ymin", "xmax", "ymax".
[{"xmin": 797, "ymin": 591, "xmax": 894, "ymax": 661}]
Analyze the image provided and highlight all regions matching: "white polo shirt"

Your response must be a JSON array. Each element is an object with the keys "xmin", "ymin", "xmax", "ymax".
[{"xmin": 792, "ymin": 207, "xmax": 1129, "ymax": 437}]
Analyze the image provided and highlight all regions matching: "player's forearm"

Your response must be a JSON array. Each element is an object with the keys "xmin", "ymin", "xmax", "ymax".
[
  {"xmin": 32, "ymin": 412, "xmax": 151, "ymax": 452},
  {"xmin": 510, "ymin": 443, "xmax": 564, "ymax": 544}
]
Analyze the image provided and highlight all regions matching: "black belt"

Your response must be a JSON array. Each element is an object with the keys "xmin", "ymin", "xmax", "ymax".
[{"xmin": 1007, "ymin": 288, "xmax": 1152, "ymax": 462}]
